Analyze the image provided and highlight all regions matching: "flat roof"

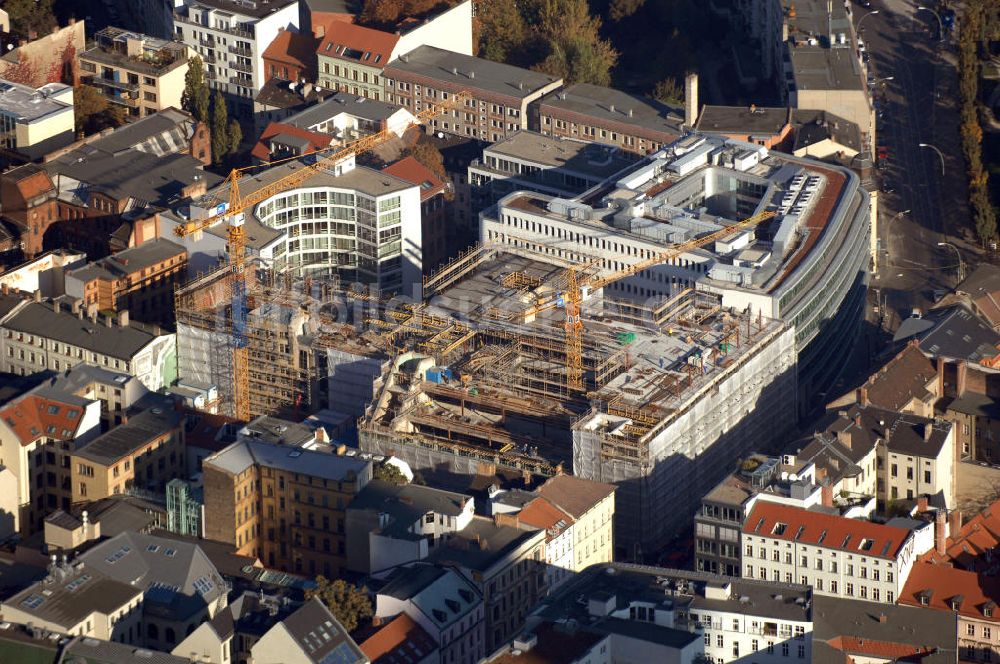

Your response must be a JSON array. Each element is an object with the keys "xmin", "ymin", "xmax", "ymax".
[
  {"xmin": 286, "ymin": 93, "xmax": 405, "ymax": 128},
  {"xmin": 75, "ymin": 407, "xmax": 182, "ymax": 464},
  {"xmin": 482, "ymin": 130, "xmax": 637, "ymax": 179},
  {"xmin": 429, "ymin": 515, "xmax": 542, "ymax": 572},
  {"xmin": 538, "ymin": 83, "xmax": 683, "ymax": 140},
  {"xmin": 696, "ymin": 105, "xmax": 791, "ymax": 136},
  {"xmin": 0, "ymin": 80, "xmax": 72, "ymax": 123},
  {"xmin": 179, "ymin": 0, "xmax": 299, "ymax": 20},
  {"xmin": 80, "ymin": 28, "xmax": 188, "ymax": 76},
  {"xmin": 384, "ymin": 45, "xmax": 561, "ymax": 101},
  {"xmin": 789, "ymin": 46, "xmax": 865, "ymax": 92}
]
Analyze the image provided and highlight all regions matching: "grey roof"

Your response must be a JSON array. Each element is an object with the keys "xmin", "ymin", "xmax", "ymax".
[
  {"xmin": 811, "ymin": 595, "xmax": 957, "ymax": 664},
  {"xmin": 946, "ymin": 392, "xmax": 1000, "ymax": 418},
  {"xmin": 242, "ymin": 415, "xmax": 316, "ymax": 447},
  {"xmin": 538, "ymin": 83, "xmax": 683, "ymax": 140},
  {"xmin": 350, "ymin": 480, "xmax": 470, "ymax": 537},
  {"xmin": 279, "ymin": 597, "xmax": 367, "ymax": 664},
  {"xmin": 534, "ymin": 564, "xmax": 810, "ymax": 645},
  {"xmin": 491, "ymin": 488, "xmax": 537, "ymax": 510},
  {"xmin": 78, "ymin": 531, "xmax": 225, "ymax": 613},
  {"xmin": 176, "ymin": 0, "xmax": 299, "ymax": 19},
  {"xmin": 910, "ymin": 304, "xmax": 1000, "ymax": 362},
  {"xmin": 63, "ymin": 637, "xmax": 192, "ymax": 664},
  {"xmin": 481, "ymin": 130, "xmax": 638, "ymax": 179},
  {"xmin": 598, "ymin": 617, "xmax": 700, "ymax": 649},
  {"xmin": 75, "ymin": 407, "xmax": 182, "ymax": 464},
  {"xmin": 0, "ymin": 79, "xmax": 73, "ymax": 123},
  {"xmin": 80, "ymin": 28, "xmax": 189, "ymax": 77},
  {"xmin": 47, "ymin": 110, "xmax": 221, "ymax": 205},
  {"xmin": 286, "ymin": 93, "xmax": 405, "ymax": 129},
  {"xmin": 377, "ymin": 563, "xmax": 481, "ymax": 630},
  {"xmin": 2, "ymin": 300, "xmax": 167, "ymax": 360},
  {"xmin": 696, "ymin": 105, "xmax": 791, "ymax": 136},
  {"xmin": 378, "ymin": 563, "xmax": 448, "ymax": 600},
  {"xmin": 68, "ymin": 239, "xmax": 186, "ymax": 284},
  {"xmin": 385, "ymin": 46, "xmax": 561, "ymax": 100},
  {"xmin": 4, "ymin": 566, "xmax": 142, "ymax": 629},
  {"xmin": 428, "ymin": 516, "xmax": 542, "ymax": 573},
  {"xmin": 205, "ymin": 438, "xmax": 371, "ymax": 482},
  {"xmin": 791, "ymin": 109, "xmax": 862, "ymax": 153},
  {"xmin": 256, "ymin": 77, "xmax": 335, "ymax": 112}
]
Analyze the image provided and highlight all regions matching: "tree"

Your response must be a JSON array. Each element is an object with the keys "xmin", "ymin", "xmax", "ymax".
[
  {"xmin": 182, "ymin": 56, "xmax": 210, "ymax": 124},
  {"xmin": 305, "ymin": 577, "xmax": 373, "ymax": 633},
  {"xmin": 652, "ymin": 77, "xmax": 684, "ymax": 106},
  {"xmin": 406, "ymin": 139, "xmax": 447, "ymax": 181},
  {"xmin": 478, "ymin": 0, "xmax": 528, "ymax": 64},
  {"xmin": 74, "ymin": 85, "xmax": 108, "ymax": 133},
  {"xmin": 4, "ymin": 0, "xmax": 57, "ymax": 41},
  {"xmin": 373, "ymin": 462, "xmax": 408, "ymax": 485},
  {"xmin": 608, "ymin": 0, "xmax": 645, "ymax": 21},
  {"xmin": 211, "ymin": 90, "xmax": 230, "ymax": 166},
  {"xmin": 534, "ymin": 0, "xmax": 619, "ymax": 85},
  {"xmin": 227, "ymin": 119, "xmax": 243, "ymax": 155}
]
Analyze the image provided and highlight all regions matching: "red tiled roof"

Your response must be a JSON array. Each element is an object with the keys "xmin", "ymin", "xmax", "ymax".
[
  {"xmin": 359, "ymin": 613, "xmax": 438, "ymax": 664},
  {"xmin": 382, "ymin": 156, "xmax": 444, "ymax": 202},
  {"xmin": 923, "ymin": 497, "xmax": 1000, "ymax": 568},
  {"xmin": 12, "ymin": 168, "xmax": 55, "ymax": 200},
  {"xmin": 743, "ymin": 502, "xmax": 911, "ymax": 560},
  {"xmin": 826, "ymin": 635, "xmax": 940, "ymax": 660},
  {"xmin": 263, "ymin": 30, "xmax": 320, "ymax": 69},
  {"xmin": 317, "ymin": 22, "xmax": 398, "ymax": 69},
  {"xmin": 535, "ymin": 474, "xmax": 616, "ymax": 520},
  {"xmin": 861, "ymin": 341, "xmax": 938, "ymax": 412},
  {"xmin": 518, "ymin": 497, "xmax": 574, "ymax": 539},
  {"xmin": 251, "ymin": 121, "xmax": 334, "ymax": 161},
  {"xmin": 899, "ymin": 560, "xmax": 1000, "ymax": 621},
  {"xmin": 183, "ymin": 409, "xmax": 238, "ymax": 452},
  {"xmin": 0, "ymin": 394, "xmax": 86, "ymax": 446}
]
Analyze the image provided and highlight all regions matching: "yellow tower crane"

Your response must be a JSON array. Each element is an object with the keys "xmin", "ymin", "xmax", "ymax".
[
  {"xmin": 174, "ymin": 92, "xmax": 472, "ymax": 421},
  {"xmin": 560, "ymin": 209, "xmax": 777, "ymax": 391}
]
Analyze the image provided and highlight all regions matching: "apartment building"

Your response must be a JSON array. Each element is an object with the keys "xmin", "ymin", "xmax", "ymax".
[
  {"xmin": 262, "ymin": 28, "xmax": 318, "ymax": 84},
  {"xmin": 742, "ymin": 502, "xmax": 916, "ymax": 603},
  {"xmin": 383, "ymin": 46, "xmax": 562, "ymax": 143},
  {"xmin": 535, "ymin": 474, "xmax": 616, "ymax": 573},
  {"xmin": 65, "ymin": 239, "xmax": 187, "ymax": 326},
  {"xmin": 172, "ymin": 0, "xmax": 300, "ymax": 119},
  {"xmin": 71, "ymin": 406, "xmax": 185, "ymax": 503},
  {"xmin": 430, "ymin": 515, "xmax": 546, "ymax": 653},
  {"xmin": 534, "ymin": 83, "xmax": 683, "ymax": 155},
  {"xmin": 251, "ymin": 597, "xmax": 367, "ymax": 664},
  {"xmin": 515, "ymin": 497, "xmax": 576, "ymax": 590},
  {"xmin": 376, "ymin": 562, "xmax": 485, "ymax": 664},
  {"xmin": 0, "ymin": 384, "xmax": 101, "ymax": 534},
  {"xmin": 316, "ymin": 0, "xmax": 474, "ymax": 100},
  {"xmin": 1, "ymin": 559, "xmax": 143, "ymax": 641},
  {"xmin": 0, "ymin": 79, "xmax": 75, "ymax": 163},
  {"xmin": 0, "ymin": 164, "xmax": 60, "ymax": 258},
  {"xmin": 202, "ymin": 439, "xmax": 372, "ymax": 575},
  {"xmin": 281, "ymin": 92, "xmax": 415, "ymax": 141},
  {"xmin": 345, "ymin": 479, "xmax": 474, "ymax": 574},
  {"xmin": 0, "ymin": 294, "xmax": 177, "ymax": 390},
  {"xmin": 382, "ymin": 156, "xmax": 449, "ymax": 275},
  {"xmin": 79, "ymin": 27, "xmax": 193, "ymax": 119}
]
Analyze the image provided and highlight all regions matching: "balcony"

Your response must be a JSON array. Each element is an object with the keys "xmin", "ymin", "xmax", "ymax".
[
  {"xmin": 231, "ymin": 60, "xmax": 253, "ymax": 74},
  {"xmin": 173, "ymin": 13, "xmax": 254, "ymax": 40},
  {"xmin": 85, "ymin": 75, "xmax": 139, "ymax": 93},
  {"xmin": 199, "ymin": 36, "xmax": 215, "ymax": 47},
  {"xmin": 229, "ymin": 76, "xmax": 252, "ymax": 87},
  {"xmin": 229, "ymin": 44, "xmax": 252, "ymax": 57}
]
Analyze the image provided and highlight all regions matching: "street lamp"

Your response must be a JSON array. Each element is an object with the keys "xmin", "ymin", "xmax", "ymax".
[
  {"xmin": 917, "ymin": 6, "xmax": 944, "ymax": 41},
  {"xmin": 883, "ymin": 209, "xmax": 911, "ymax": 274},
  {"xmin": 918, "ymin": 143, "xmax": 946, "ymax": 176},
  {"xmin": 938, "ymin": 242, "xmax": 966, "ymax": 282},
  {"xmin": 856, "ymin": 9, "xmax": 881, "ymax": 32}
]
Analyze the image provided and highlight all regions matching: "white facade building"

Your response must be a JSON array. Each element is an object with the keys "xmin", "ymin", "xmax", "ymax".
[
  {"xmin": 172, "ymin": 0, "xmax": 300, "ymax": 119},
  {"xmin": 742, "ymin": 502, "xmax": 916, "ymax": 604}
]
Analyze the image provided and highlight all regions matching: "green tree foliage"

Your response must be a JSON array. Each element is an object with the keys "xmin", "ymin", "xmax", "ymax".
[
  {"xmin": 608, "ymin": 0, "xmax": 645, "ymax": 21},
  {"xmin": 182, "ymin": 56, "xmax": 211, "ymax": 124},
  {"xmin": 211, "ymin": 90, "xmax": 231, "ymax": 165},
  {"xmin": 477, "ymin": 0, "xmax": 618, "ymax": 86},
  {"xmin": 4, "ymin": 0, "xmax": 57, "ymax": 41},
  {"xmin": 73, "ymin": 85, "xmax": 126, "ymax": 136},
  {"xmin": 373, "ymin": 462, "xmax": 408, "ymax": 485},
  {"xmin": 305, "ymin": 577, "xmax": 373, "ymax": 633},
  {"xmin": 227, "ymin": 119, "xmax": 243, "ymax": 154},
  {"xmin": 652, "ymin": 76, "xmax": 684, "ymax": 106}
]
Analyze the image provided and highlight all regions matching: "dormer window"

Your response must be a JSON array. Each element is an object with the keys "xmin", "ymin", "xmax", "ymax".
[
  {"xmin": 772, "ymin": 522, "xmax": 788, "ymax": 536},
  {"xmin": 986, "ymin": 606, "xmax": 994, "ymax": 618},
  {"xmin": 858, "ymin": 538, "xmax": 874, "ymax": 552}
]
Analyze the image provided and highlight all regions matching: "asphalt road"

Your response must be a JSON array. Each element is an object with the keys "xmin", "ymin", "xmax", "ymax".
[{"xmin": 864, "ymin": 0, "xmax": 971, "ymax": 326}]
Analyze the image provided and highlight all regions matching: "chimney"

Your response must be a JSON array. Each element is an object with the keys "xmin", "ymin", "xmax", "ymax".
[
  {"xmin": 684, "ymin": 73, "xmax": 699, "ymax": 127},
  {"xmin": 71, "ymin": 300, "xmax": 81, "ymax": 315},
  {"xmin": 315, "ymin": 24, "xmax": 326, "ymax": 38},
  {"xmin": 468, "ymin": 70, "xmax": 475, "ymax": 79},
  {"xmin": 87, "ymin": 303, "xmax": 98, "ymax": 323},
  {"xmin": 917, "ymin": 495, "xmax": 929, "ymax": 513},
  {"xmin": 924, "ymin": 423, "xmax": 933, "ymax": 442},
  {"xmin": 878, "ymin": 613, "xmax": 887, "ymax": 624},
  {"xmin": 609, "ymin": 103, "xmax": 615, "ymax": 114},
  {"xmin": 859, "ymin": 386, "xmax": 869, "ymax": 406},
  {"xmin": 949, "ymin": 509, "xmax": 963, "ymax": 536},
  {"xmin": 1, "ymin": 283, "xmax": 7, "ymax": 295},
  {"xmin": 52, "ymin": 300, "xmax": 60, "ymax": 314},
  {"xmin": 119, "ymin": 310, "xmax": 129, "ymax": 327},
  {"xmin": 836, "ymin": 428, "xmax": 852, "ymax": 449},
  {"xmin": 821, "ymin": 483, "xmax": 833, "ymax": 507},
  {"xmin": 957, "ymin": 360, "xmax": 968, "ymax": 396},
  {"xmin": 935, "ymin": 509, "xmax": 947, "ymax": 556},
  {"xmin": 854, "ymin": 413, "xmax": 862, "ymax": 428},
  {"xmin": 104, "ymin": 314, "xmax": 112, "ymax": 328},
  {"xmin": 34, "ymin": 290, "xmax": 42, "ymax": 303},
  {"xmin": 302, "ymin": 82, "xmax": 313, "ymax": 97},
  {"xmin": 371, "ymin": 615, "xmax": 382, "ymax": 627}
]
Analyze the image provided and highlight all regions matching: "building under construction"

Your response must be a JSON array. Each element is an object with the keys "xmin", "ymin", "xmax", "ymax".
[{"xmin": 357, "ymin": 249, "xmax": 798, "ymax": 557}]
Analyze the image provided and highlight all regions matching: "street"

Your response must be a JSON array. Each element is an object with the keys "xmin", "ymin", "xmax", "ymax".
[{"xmin": 864, "ymin": 0, "xmax": 971, "ymax": 325}]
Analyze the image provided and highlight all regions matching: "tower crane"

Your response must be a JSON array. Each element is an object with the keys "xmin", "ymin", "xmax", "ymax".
[
  {"xmin": 174, "ymin": 92, "xmax": 471, "ymax": 420},
  {"xmin": 541, "ymin": 209, "xmax": 777, "ymax": 392}
]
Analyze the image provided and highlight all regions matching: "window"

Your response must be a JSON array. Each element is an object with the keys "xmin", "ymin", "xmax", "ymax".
[
  {"xmin": 925, "ymin": 470, "xmax": 932, "ymax": 483},
  {"xmin": 716, "ymin": 635, "xmax": 723, "ymax": 648},
  {"xmin": 782, "ymin": 643, "xmax": 789, "ymax": 657},
  {"xmin": 846, "ymin": 583, "xmax": 854, "ymax": 596},
  {"xmin": 970, "ymin": 624, "xmax": 977, "ymax": 636},
  {"xmin": 985, "ymin": 627, "xmax": 992, "ymax": 639},
  {"xmin": 797, "ymin": 645, "xmax": 806, "ymax": 658}
]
